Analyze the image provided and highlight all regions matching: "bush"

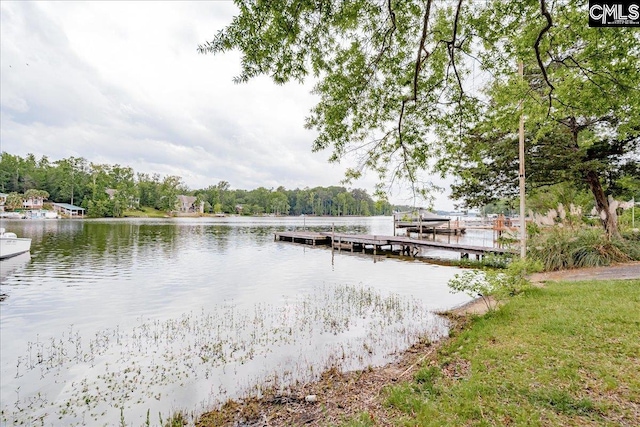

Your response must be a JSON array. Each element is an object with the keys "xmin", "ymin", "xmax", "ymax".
[
  {"xmin": 622, "ymin": 229, "xmax": 640, "ymax": 242},
  {"xmin": 448, "ymin": 258, "xmax": 539, "ymax": 311},
  {"xmin": 448, "ymin": 270, "xmax": 497, "ymax": 311},
  {"xmin": 612, "ymin": 236, "xmax": 640, "ymax": 260},
  {"xmin": 528, "ymin": 227, "xmax": 638, "ymax": 271}
]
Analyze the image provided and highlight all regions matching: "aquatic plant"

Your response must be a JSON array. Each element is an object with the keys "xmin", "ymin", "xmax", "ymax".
[{"xmin": 2, "ymin": 283, "xmax": 447, "ymax": 426}]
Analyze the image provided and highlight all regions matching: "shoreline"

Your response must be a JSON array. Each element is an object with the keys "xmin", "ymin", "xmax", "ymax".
[
  {"xmin": 195, "ymin": 302, "xmax": 483, "ymax": 426},
  {"xmin": 197, "ymin": 324, "xmax": 463, "ymax": 427},
  {"xmin": 195, "ymin": 262, "xmax": 640, "ymax": 426}
]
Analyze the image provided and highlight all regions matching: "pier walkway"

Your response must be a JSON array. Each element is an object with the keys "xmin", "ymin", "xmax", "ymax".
[{"xmin": 274, "ymin": 231, "xmax": 514, "ymax": 259}]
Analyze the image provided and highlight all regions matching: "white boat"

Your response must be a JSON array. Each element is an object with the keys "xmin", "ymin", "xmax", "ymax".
[{"xmin": 0, "ymin": 228, "xmax": 32, "ymax": 260}]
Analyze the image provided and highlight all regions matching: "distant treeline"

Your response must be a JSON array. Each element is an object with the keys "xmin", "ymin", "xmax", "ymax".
[{"xmin": 0, "ymin": 152, "xmax": 396, "ymax": 217}]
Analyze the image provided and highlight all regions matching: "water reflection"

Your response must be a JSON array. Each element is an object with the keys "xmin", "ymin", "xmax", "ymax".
[{"xmin": 0, "ymin": 252, "xmax": 31, "ymax": 283}]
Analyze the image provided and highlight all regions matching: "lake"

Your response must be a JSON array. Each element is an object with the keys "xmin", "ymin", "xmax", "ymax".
[{"xmin": 0, "ymin": 216, "xmax": 474, "ymax": 426}]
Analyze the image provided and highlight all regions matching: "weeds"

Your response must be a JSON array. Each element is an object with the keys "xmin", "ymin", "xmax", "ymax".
[{"xmin": 2, "ymin": 284, "xmax": 447, "ymax": 426}]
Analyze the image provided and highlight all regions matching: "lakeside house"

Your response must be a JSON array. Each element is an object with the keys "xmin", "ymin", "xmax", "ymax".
[
  {"xmin": 176, "ymin": 195, "xmax": 204, "ymax": 214},
  {"xmin": 0, "ymin": 192, "xmax": 47, "ymax": 212},
  {"xmin": 22, "ymin": 195, "xmax": 45, "ymax": 210},
  {"xmin": 52, "ymin": 203, "xmax": 85, "ymax": 217}
]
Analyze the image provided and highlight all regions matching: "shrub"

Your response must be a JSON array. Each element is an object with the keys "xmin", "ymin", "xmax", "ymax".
[
  {"xmin": 528, "ymin": 227, "xmax": 638, "ymax": 271},
  {"xmin": 448, "ymin": 259, "xmax": 538, "ymax": 311},
  {"xmin": 448, "ymin": 270, "xmax": 497, "ymax": 311},
  {"xmin": 621, "ymin": 229, "xmax": 640, "ymax": 242}
]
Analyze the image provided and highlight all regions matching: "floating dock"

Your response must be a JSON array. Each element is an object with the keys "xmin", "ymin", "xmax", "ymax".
[
  {"xmin": 400, "ymin": 225, "xmax": 466, "ymax": 235},
  {"xmin": 273, "ymin": 231, "xmax": 331, "ymax": 246},
  {"xmin": 274, "ymin": 231, "xmax": 513, "ymax": 259}
]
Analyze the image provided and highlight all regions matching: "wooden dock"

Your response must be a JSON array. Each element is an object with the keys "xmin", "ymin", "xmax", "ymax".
[
  {"xmin": 401, "ymin": 225, "xmax": 466, "ymax": 235},
  {"xmin": 396, "ymin": 219, "xmax": 466, "ymax": 236},
  {"xmin": 274, "ymin": 231, "xmax": 514, "ymax": 259},
  {"xmin": 274, "ymin": 231, "xmax": 331, "ymax": 246}
]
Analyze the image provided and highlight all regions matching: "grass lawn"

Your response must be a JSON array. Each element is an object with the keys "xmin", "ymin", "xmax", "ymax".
[
  {"xmin": 123, "ymin": 206, "xmax": 168, "ymax": 218},
  {"xmin": 380, "ymin": 279, "xmax": 640, "ymax": 426}
]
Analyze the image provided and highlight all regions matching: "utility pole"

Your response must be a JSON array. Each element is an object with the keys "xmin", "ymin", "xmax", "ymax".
[{"xmin": 519, "ymin": 62, "xmax": 526, "ymax": 259}]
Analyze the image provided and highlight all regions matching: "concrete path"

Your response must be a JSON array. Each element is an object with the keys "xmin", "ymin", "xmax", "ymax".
[{"xmin": 530, "ymin": 262, "xmax": 640, "ymax": 282}]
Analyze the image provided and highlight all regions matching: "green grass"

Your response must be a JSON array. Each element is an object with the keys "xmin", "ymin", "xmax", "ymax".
[
  {"xmin": 381, "ymin": 279, "xmax": 640, "ymax": 426},
  {"xmin": 123, "ymin": 206, "xmax": 168, "ymax": 218},
  {"xmin": 332, "ymin": 413, "xmax": 377, "ymax": 427}
]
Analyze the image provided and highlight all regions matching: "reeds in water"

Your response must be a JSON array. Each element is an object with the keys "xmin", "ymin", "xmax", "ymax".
[{"xmin": 2, "ymin": 283, "xmax": 448, "ymax": 426}]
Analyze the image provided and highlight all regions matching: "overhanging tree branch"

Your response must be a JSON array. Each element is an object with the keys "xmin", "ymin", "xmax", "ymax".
[{"xmin": 534, "ymin": 0, "xmax": 554, "ymax": 111}]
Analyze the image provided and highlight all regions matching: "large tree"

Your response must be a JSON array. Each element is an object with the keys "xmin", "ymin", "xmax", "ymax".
[
  {"xmin": 445, "ymin": 124, "xmax": 639, "ymax": 222},
  {"xmin": 201, "ymin": 0, "xmax": 639, "ymax": 237}
]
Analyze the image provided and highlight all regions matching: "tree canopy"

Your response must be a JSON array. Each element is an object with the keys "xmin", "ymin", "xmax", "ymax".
[
  {"xmin": 201, "ymin": 0, "xmax": 640, "ymax": 236},
  {"xmin": 0, "ymin": 152, "xmax": 391, "ymax": 217}
]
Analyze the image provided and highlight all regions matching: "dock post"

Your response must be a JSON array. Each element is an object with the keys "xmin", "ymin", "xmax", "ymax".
[
  {"xmin": 393, "ymin": 215, "xmax": 396, "ymax": 236},
  {"xmin": 332, "ymin": 223, "xmax": 335, "ymax": 251}
]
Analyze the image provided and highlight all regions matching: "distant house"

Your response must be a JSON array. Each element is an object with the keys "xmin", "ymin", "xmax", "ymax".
[
  {"xmin": 176, "ymin": 195, "xmax": 204, "ymax": 214},
  {"xmin": 105, "ymin": 188, "xmax": 117, "ymax": 199},
  {"xmin": 23, "ymin": 195, "xmax": 45, "ymax": 209},
  {"xmin": 105, "ymin": 188, "xmax": 139, "ymax": 209},
  {"xmin": 52, "ymin": 203, "xmax": 85, "ymax": 217},
  {"xmin": 0, "ymin": 193, "xmax": 6, "ymax": 212}
]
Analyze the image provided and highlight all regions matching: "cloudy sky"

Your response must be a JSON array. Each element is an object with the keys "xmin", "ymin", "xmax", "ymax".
[{"xmin": 0, "ymin": 1, "xmax": 455, "ymax": 209}]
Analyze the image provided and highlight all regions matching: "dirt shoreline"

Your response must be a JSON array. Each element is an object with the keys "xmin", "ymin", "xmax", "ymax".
[
  {"xmin": 196, "ymin": 332, "xmax": 460, "ymax": 427},
  {"xmin": 195, "ymin": 262, "xmax": 640, "ymax": 426}
]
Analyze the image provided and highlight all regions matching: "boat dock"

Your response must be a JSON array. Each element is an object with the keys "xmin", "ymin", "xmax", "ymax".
[
  {"xmin": 274, "ymin": 231, "xmax": 513, "ymax": 259},
  {"xmin": 397, "ymin": 222, "xmax": 466, "ymax": 236},
  {"xmin": 274, "ymin": 231, "xmax": 331, "ymax": 246}
]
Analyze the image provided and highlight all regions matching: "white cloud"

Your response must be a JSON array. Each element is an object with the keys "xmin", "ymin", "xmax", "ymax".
[{"xmin": 0, "ymin": 1, "xmax": 456, "ymax": 210}]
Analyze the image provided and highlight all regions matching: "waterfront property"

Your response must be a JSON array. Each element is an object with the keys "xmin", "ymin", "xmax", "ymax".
[
  {"xmin": 22, "ymin": 195, "xmax": 45, "ymax": 210},
  {"xmin": 52, "ymin": 202, "xmax": 85, "ymax": 217},
  {"xmin": 176, "ymin": 195, "xmax": 204, "ymax": 214}
]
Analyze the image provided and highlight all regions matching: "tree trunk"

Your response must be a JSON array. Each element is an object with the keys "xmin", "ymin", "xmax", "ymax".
[{"xmin": 585, "ymin": 169, "xmax": 619, "ymax": 239}]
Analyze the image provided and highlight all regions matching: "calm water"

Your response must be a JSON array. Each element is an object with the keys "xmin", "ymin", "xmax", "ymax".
[{"xmin": 0, "ymin": 217, "xmax": 472, "ymax": 426}]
